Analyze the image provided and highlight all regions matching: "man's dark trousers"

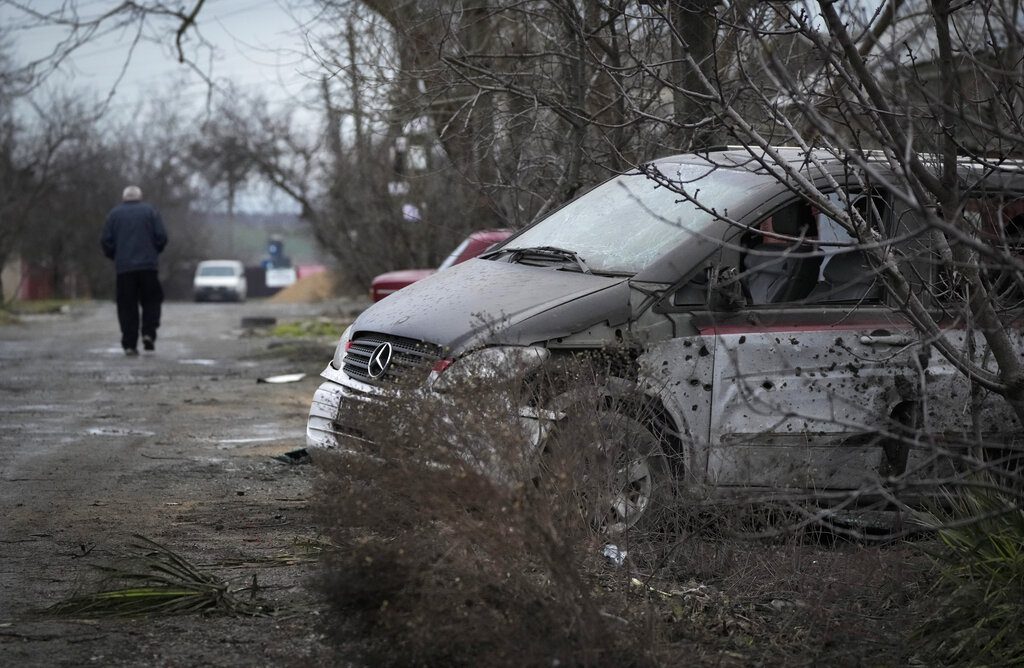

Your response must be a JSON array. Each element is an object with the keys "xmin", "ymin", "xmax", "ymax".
[{"xmin": 116, "ymin": 270, "xmax": 163, "ymax": 350}]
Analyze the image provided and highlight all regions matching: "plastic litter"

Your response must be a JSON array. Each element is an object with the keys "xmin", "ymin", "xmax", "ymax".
[
  {"xmin": 273, "ymin": 448, "xmax": 311, "ymax": 465},
  {"xmin": 602, "ymin": 543, "xmax": 627, "ymax": 567},
  {"xmin": 257, "ymin": 373, "xmax": 306, "ymax": 384}
]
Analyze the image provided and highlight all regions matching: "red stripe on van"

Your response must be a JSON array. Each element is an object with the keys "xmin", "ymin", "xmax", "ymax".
[{"xmin": 698, "ymin": 322, "xmax": 899, "ymax": 335}]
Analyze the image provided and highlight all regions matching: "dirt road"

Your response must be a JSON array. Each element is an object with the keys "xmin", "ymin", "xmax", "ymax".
[{"xmin": 0, "ymin": 299, "xmax": 358, "ymax": 666}]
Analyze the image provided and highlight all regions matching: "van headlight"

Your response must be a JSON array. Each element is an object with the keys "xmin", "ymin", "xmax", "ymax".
[
  {"xmin": 429, "ymin": 346, "xmax": 549, "ymax": 392},
  {"xmin": 331, "ymin": 325, "xmax": 355, "ymax": 369}
]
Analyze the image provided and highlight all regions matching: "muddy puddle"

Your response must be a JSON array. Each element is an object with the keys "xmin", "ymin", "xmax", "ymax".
[
  {"xmin": 86, "ymin": 426, "xmax": 157, "ymax": 437},
  {"xmin": 210, "ymin": 423, "xmax": 304, "ymax": 449}
]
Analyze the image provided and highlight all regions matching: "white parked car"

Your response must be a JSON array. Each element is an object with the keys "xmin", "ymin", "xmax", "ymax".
[{"xmin": 193, "ymin": 260, "xmax": 247, "ymax": 302}]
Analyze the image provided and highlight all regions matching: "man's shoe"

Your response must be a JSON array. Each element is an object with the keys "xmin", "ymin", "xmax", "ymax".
[
  {"xmin": 142, "ymin": 335, "xmax": 155, "ymax": 351},
  {"xmin": 124, "ymin": 348, "xmax": 139, "ymax": 356}
]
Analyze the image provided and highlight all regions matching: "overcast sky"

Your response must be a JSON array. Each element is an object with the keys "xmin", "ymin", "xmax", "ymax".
[
  {"xmin": 2, "ymin": 1, "xmax": 330, "ymax": 212},
  {"xmin": 4, "ymin": 0, "xmax": 320, "ymax": 114}
]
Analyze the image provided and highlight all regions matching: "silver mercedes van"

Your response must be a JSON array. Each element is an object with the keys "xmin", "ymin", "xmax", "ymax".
[{"xmin": 307, "ymin": 147, "xmax": 1023, "ymax": 528}]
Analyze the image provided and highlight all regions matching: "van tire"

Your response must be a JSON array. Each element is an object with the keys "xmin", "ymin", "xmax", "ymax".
[{"xmin": 545, "ymin": 410, "xmax": 674, "ymax": 535}]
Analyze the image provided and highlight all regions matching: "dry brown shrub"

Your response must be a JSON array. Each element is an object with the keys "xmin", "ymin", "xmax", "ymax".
[
  {"xmin": 311, "ymin": 354, "xmax": 668, "ymax": 666},
  {"xmin": 309, "ymin": 350, "xmax": 932, "ymax": 665}
]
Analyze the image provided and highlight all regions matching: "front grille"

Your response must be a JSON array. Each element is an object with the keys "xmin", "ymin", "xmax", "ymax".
[{"xmin": 342, "ymin": 331, "xmax": 443, "ymax": 386}]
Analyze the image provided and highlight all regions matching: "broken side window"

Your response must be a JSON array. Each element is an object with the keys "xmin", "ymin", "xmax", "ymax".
[
  {"xmin": 740, "ymin": 201, "xmax": 821, "ymax": 305},
  {"xmin": 736, "ymin": 193, "xmax": 887, "ymax": 307}
]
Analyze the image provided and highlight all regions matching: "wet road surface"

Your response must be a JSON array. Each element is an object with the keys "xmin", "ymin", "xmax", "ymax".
[{"xmin": 0, "ymin": 299, "xmax": 356, "ymax": 666}]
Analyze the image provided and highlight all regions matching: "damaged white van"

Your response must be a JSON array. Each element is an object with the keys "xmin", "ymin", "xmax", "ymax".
[{"xmin": 307, "ymin": 147, "xmax": 1024, "ymax": 529}]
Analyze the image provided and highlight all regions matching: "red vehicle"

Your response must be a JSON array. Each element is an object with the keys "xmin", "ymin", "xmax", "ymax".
[{"xmin": 370, "ymin": 229, "xmax": 512, "ymax": 302}]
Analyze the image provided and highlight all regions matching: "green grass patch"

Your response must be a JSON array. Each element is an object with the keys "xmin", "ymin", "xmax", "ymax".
[
  {"xmin": 271, "ymin": 318, "xmax": 347, "ymax": 339},
  {"xmin": 915, "ymin": 486, "xmax": 1024, "ymax": 665}
]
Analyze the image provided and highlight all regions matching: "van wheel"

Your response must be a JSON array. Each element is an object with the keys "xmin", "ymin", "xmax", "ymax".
[{"xmin": 546, "ymin": 411, "xmax": 673, "ymax": 535}]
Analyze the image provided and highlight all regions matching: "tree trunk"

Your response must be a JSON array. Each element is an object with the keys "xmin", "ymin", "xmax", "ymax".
[{"xmin": 670, "ymin": 0, "xmax": 720, "ymax": 149}]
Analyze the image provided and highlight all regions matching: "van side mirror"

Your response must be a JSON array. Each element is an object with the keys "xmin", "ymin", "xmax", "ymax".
[{"xmin": 706, "ymin": 265, "xmax": 745, "ymax": 311}]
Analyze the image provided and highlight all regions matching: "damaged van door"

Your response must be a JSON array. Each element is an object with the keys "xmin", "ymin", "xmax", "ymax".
[{"xmin": 639, "ymin": 192, "xmax": 955, "ymax": 493}]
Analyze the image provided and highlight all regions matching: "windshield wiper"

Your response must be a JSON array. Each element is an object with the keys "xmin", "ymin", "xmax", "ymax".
[{"xmin": 482, "ymin": 245, "xmax": 592, "ymax": 274}]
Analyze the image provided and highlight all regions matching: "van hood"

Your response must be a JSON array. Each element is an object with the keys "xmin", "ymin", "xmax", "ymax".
[{"xmin": 351, "ymin": 258, "xmax": 630, "ymax": 353}]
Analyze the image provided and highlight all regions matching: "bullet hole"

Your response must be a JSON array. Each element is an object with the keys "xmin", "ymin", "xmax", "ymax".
[
  {"xmin": 835, "ymin": 337, "xmax": 845, "ymax": 346},
  {"xmin": 774, "ymin": 337, "xmax": 781, "ymax": 344},
  {"xmin": 762, "ymin": 380, "xmax": 774, "ymax": 390},
  {"xmin": 683, "ymin": 340, "xmax": 692, "ymax": 348},
  {"xmin": 738, "ymin": 335, "xmax": 746, "ymax": 344},
  {"xmin": 689, "ymin": 378, "xmax": 701, "ymax": 386},
  {"xmin": 789, "ymin": 337, "xmax": 800, "ymax": 346},
  {"xmin": 691, "ymin": 404, "xmax": 699, "ymax": 412},
  {"xmin": 795, "ymin": 367, "xmax": 803, "ymax": 376},
  {"xmin": 699, "ymin": 345, "xmax": 710, "ymax": 357},
  {"xmin": 685, "ymin": 355, "xmax": 692, "ymax": 361},
  {"xmin": 703, "ymin": 383, "xmax": 713, "ymax": 392},
  {"xmin": 662, "ymin": 360, "xmax": 669, "ymax": 366}
]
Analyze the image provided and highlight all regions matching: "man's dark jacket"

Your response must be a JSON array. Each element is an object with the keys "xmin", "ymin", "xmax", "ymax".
[{"xmin": 100, "ymin": 201, "xmax": 168, "ymax": 274}]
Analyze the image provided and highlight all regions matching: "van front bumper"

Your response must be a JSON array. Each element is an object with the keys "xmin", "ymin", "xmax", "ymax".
[
  {"xmin": 305, "ymin": 365, "xmax": 382, "ymax": 450},
  {"xmin": 305, "ymin": 364, "xmax": 556, "ymax": 452}
]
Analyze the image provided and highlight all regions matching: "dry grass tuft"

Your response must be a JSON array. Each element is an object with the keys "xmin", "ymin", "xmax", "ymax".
[{"xmin": 46, "ymin": 535, "xmax": 275, "ymax": 619}]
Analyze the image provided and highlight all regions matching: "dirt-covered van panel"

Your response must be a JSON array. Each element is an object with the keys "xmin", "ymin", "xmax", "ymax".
[{"xmin": 638, "ymin": 318, "xmax": 1024, "ymax": 493}]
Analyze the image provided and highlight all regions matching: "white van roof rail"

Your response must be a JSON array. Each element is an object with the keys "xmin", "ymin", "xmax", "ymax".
[{"xmin": 693, "ymin": 145, "xmax": 1024, "ymax": 172}]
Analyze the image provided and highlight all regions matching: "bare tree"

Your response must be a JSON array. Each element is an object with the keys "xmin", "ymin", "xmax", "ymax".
[
  {"xmin": 368, "ymin": 0, "xmax": 1023, "ymax": 425},
  {"xmin": 10, "ymin": 94, "xmax": 209, "ymax": 300},
  {"xmin": 643, "ymin": 0, "xmax": 1024, "ymax": 423},
  {"xmin": 0, "ymin": 0, "xmax": 212, "ymax": 100}
]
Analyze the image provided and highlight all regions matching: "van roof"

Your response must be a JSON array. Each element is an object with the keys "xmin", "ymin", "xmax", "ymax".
[
  {"xmin": 633, "ymin": 146, "xmax": 1024, "ymax": 283},
  {"xmin": 653, "ymin": 146, "xmax": 1024, "ymax": 175}
]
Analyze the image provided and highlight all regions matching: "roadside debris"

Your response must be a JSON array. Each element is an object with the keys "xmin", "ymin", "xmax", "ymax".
[
  {"xmin": 86, "ymin": 427, "xmax": 156, "ymax": 437},
  {"xmin": 273, "ymin": 448, "xmax": 311, "ymax": 465},
  {"xmin": 257, "ymin": 373, "xmax": 306, "ymax": 384},
  {"xmin": 45, "ymin": 534, "xmax": 274, "ymax": 618},
  {"xmin": 630, "ymin": 577, "xmax": 717, "ymax": 601},
  {"xmin": 602, "ymin": 543, "xmax": 627, "ymax": 567}
]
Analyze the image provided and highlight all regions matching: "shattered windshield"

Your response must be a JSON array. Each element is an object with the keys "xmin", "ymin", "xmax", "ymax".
[{"xmin": 503, "ymin": 164, "xmax": 761, "ymax": 274}]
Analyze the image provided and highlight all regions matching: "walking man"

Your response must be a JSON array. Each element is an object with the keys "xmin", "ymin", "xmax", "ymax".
[{"xmin": 100, "ymin": 185, "xmax": 168, "ymax": 356}]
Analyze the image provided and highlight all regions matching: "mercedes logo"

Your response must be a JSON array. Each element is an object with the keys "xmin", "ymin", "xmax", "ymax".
[{"xmin": 367, "ymin": 342, "xmax": 393, "ymax": 379}]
